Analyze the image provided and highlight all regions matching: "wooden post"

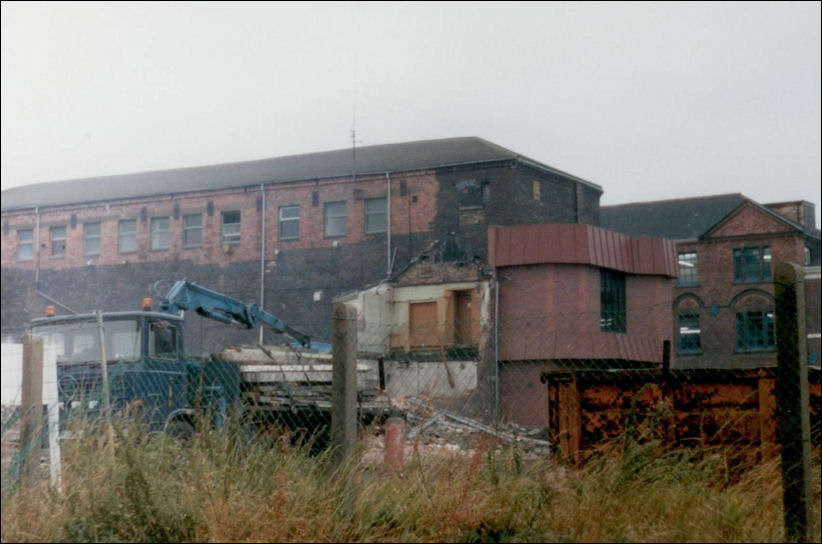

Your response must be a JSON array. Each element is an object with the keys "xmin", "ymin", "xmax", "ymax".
[
  {"xmin": 774, "ymin": 262, "xmax": 814, "ymax": 542},
  {"xmin": 20, "ymin": 334, "xmax": 44, "ymax": 484},
  {"xmin": 330, "ymin": 303, "xmax": 358, "ymax": 467}
]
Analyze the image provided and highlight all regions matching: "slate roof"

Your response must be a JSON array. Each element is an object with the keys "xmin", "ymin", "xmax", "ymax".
[
  {"xmin": 1, "ymin": 137, "xmax": 600, "ymax": 211},
  {"xmin": 601, "ymin": 193, "xmax": 820, "ymax": 240}
]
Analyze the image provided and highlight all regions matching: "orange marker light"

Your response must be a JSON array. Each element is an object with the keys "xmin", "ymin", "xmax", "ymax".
[
  {"xmin": 46, "ymin": 306, "xmax": 55, "ymax": 317},
  {"xmin": 142, "ymin": 298, "xmax": 152, "ymax": 311}
]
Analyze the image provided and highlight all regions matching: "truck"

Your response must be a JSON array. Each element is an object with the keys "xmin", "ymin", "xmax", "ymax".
[{"xmin": 29, "ymin": 279, "xmax": 388, "ymax": 441}]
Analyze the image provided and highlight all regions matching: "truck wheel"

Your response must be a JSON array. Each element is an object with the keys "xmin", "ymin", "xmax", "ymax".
[{"xmin": 166, "ymin": 419, "xmax": 195, "ymax": 441}]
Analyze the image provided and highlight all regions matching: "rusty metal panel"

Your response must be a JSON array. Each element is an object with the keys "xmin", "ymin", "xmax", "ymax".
[{"xmin": 543, "ymin": 368, "xmax": 821, "ymax": 460}]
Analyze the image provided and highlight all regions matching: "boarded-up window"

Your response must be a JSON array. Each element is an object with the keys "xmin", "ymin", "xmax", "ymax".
[{"xmin": 409, "ymin": 302, "xmax": 438, "ymax": 348}]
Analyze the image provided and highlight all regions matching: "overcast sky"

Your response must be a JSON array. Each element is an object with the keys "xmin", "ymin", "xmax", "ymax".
[{"xmin": 2, "ymin": 1, "xmax": 820, "ymax": 224}]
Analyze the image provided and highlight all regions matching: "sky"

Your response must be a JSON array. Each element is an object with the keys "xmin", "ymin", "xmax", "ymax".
[{"xmin": 2, "ymin": 1, "xmax": 820, "ymax": 224}]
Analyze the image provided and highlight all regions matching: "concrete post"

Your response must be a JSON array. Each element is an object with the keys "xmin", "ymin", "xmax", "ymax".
[
  {"xmin": 330, "ymin": 303, "xmax": 358, "ymax": 467},
  {"xmin": 20, "ymin": 334, "xmax": 44, "ymax": 484},
  {"xmin": 774, "ymin": 262, "xmax": 814, "ymax": 542}
]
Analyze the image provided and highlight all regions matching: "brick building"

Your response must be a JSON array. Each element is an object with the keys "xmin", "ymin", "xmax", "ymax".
[
  {"xmin": 489, "ymin": 222, "xmax": 678, "ymax": 426},
  {"xmin": 601, "ymin": 194, "xmax": 821, "ymax": 369},
  {"xmin": 341, "ymin": 222, "xmax": 678, "ymax": 427},
  {"xmin": 1, "ymin": 137, "xmax": 602, "ymax": 351}
]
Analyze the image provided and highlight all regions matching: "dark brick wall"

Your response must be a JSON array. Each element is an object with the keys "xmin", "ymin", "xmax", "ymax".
[{"xmin": 1, "ymin": 162, "xmax": 602, "ymax": 346}]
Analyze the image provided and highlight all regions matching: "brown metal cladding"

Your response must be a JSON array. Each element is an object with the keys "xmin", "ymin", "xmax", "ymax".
[{"xmin": 490, "ymin": 223, "xmax": 677, "ymax": 277}]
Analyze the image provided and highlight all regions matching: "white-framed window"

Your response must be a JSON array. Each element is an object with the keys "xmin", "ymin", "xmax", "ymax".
[
  {"xmin": 150, "ymin": 217, "xmax": 169, "ymax": 250},
  {"xmin": 83, "ymin": 222, "xmax": 101, "ymax": 256},
  {"xmin": 18, "ymin": 229, "xmax": 34, "ymax": 261},
  {"xmin": 278, "ymin": 206, "xmax": 299, "ymax": 240},
  {"xmin": 324, "ymin": 201, "xmax": 346, "ymax": 237},
  {"xmin": 364, "ymin": 197, "xmax": 387, "ymax": 234},
  {"xmin": 182, "ymin": 214, "xmax": 202, "ymax": 248},
  {"xmin": 221, "ymin": 210, "xmax": 241, "ymax": 245},
  {"xmin": 118, "ymin": 219, "xmax": 138, "ymax": 253},
  {"xmin": 50, "ymin": 226, "xmax": 67, "ymax": 257}
]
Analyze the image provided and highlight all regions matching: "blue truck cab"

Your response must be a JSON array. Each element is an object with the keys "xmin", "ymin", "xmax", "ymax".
[{"xmin": 30, "ymin": 310, "xmax": 242, "ymax": 437}]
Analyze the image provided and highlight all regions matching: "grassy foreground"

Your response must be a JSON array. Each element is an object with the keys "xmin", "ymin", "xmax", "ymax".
[{"xmin": 2, "ymin": 420, "xmax": 820, "ymax": 543}]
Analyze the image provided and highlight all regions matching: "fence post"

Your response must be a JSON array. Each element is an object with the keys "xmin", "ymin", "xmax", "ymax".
[
  {"xmin": 330, "ymin": 303, "xmax": 358, "ymax": 467},
  {"xmin": 20, "ymin": 334, "xmax": 44, "ymax": 484},
  {"xmin": 773, "ymin": 262, "xmax": 814, "ymax": 543}
]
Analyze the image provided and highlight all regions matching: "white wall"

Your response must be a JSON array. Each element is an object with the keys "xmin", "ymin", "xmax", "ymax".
[{"xmin": 1, "ymin": 342, "xmax": 58, "ymax": 407}]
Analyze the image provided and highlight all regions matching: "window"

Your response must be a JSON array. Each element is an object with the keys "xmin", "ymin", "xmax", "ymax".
[
  {"xmin": 736, "ymin": 311, "xmax": 774, "ymax": 350},
  {"xmin": 17, "ymin": 229, "xmax": 33, "ymax": 260},
  {"xmin": 733, "ymin": 246, "xmax": 771, "ymax": 282},
  {"xmin": 364, "ymin": 197, "xmax": 387, "ymax": 234},
  {"xmin": 677, "ymin": 252, "xmax": 698, "ymax": 285},
  {"xmin": 278, "ymin": 206, "xmax": 299, "ymax": 240},
  {"xmin": 600, "ymin": 269, "xmax": 626, "ymax": 333},
  {"xmin": 182, "ymin": 214, "xmax": 202, "ymax": 248},
  {"xmin": 150, "ymin": 217, "xmax": 169, "ymax": 250},
  {"xmin": 678, "ymin": 314, "xmax": 701, "ymax": 353},
  {"xmin": 83, "ymin": 223, "xmax": 101, "ymax": 256},
  {"xmin": 118, "ymin": 219, "xmax": 138, "ymax": 253},
  {"xmin": 324, "ymin": 201, "xmax": 346, "ymax": 237},
  {"xmin": 221, "ymin": 210, "xmax": 241, "ymax": 245},
  {"xmin": 149, "ymin": 321, "xmax": 179, "ymax": 360},
  {"xmin": 51, "ymin": 226, "xmax": 67, "ymax": 257}
]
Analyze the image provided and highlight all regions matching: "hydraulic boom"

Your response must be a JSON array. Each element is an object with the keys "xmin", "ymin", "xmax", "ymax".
[{"xmin": 158, "ymin": 279, "xmax": 311, "ymax": 347}]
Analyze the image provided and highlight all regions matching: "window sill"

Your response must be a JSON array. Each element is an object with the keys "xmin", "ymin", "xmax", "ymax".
[
  {"xmin": 677, "ymin": 350, "xmax": 702, "ymax": 356},
  {"xmin": 278, "ymin": 237, "xmax": 299, "ymax": 242},
  {"xmin": 734, "ymin": 348, "xmax": 776, "ymax": 354},
  {"xmin": 733, "ymin": 279, "xmax": 771, "ymax": 285},
  {"xmin": 676, "ymin": 282, "xmax": 699, "ymax": 288},
  {"xmin": 49, "ymin": 255, "xmax": 66, "ymax": 259},
  {"xmin": 182, "ymin": 245, "xmax": 202, "ymax": 250}
]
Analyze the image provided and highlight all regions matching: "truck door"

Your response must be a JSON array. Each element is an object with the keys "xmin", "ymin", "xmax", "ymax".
[{"xmin": 142, "ymin": 319, "xmax": 187, "ymax": 429}]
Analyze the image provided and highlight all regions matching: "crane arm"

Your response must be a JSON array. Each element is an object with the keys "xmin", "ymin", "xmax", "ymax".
[{"xmin": 158, "ymin": 279, "xmax": 311, "ymax": 347}]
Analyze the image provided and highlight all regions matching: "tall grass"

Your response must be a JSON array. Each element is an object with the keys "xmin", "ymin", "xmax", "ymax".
[{"xmin": 2, "ymin": 418, "xmax": 819, "ymax": 543}]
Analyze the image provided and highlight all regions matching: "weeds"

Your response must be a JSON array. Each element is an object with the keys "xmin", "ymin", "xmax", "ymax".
[{"xmin": 1, "ymin": 416, "xmax": 819, "ymax": 542}]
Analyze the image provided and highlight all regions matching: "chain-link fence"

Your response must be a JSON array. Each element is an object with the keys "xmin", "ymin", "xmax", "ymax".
[{"xmin": 2, "ymin": 266, "xmax": 819, "ymax": 538}]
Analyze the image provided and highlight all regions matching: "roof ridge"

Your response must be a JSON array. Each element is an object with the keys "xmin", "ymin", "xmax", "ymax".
[{"xmin": 601, "ymin": 193, "xmax": 747, "ymax": 208}]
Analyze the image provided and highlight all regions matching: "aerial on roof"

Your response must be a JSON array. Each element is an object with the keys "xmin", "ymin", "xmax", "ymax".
[
  {"xmin": 601, "ymin": 193, "xmax": 820, "ymax": 240},
  {"xmin": 1, "ymin": 137, "xmax": 600, "ymax": 211}
]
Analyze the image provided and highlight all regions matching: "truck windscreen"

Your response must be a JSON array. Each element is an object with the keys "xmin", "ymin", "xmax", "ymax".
[{"xmin": 32, "ymin": 319, "xmax": 142, "ymax": 364}]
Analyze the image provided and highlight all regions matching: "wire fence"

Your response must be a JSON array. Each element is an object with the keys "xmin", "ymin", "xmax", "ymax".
[{"xmin": 1, "ymin": 269, "xmax": 819, "ymax": 538}]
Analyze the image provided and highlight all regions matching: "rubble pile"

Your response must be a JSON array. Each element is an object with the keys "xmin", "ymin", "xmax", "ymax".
[{"xmin": 364, "ymin": 396, "xmax": 552, "ymax": 464}]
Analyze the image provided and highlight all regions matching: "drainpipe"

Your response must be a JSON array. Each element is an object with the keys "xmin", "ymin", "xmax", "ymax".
[
  {"xmin": 259, "ymin": 183, "xmax": 266, "ymax": 346},
  {"xmin": 35, "ymin": 206, "xmax": 40, "ymax": 285},
  {"xmin": 494, "ymin": 277, "xmax": 500, "ymax": 421},
  {"xmin": 386, "ymin": 172, "xmax": 392, "ymax": 275},
  {"xmin": 34, "ymin": 205, "xmax": 76, "ymax": 314}
]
